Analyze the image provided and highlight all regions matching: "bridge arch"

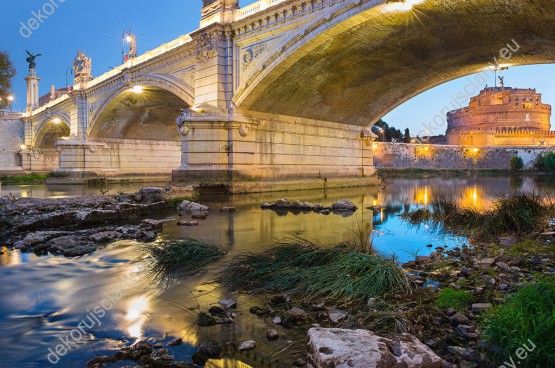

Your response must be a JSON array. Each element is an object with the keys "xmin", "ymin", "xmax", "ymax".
[
  {"xmin": 88, "ymin": 73, "xmax": 194, "ymax": 140},
  {"xmin": 236, "ymin": 0, "xmax": 555, "ymax": 127},
  {"xmin": 33, "ymin": 115, "xmax": 71, "ymax": 149}
]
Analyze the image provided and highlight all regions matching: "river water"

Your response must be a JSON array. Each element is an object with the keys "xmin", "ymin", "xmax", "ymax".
[{"xmin": 1, "ymin": 174, "xmax": 554, "ymax": 367}]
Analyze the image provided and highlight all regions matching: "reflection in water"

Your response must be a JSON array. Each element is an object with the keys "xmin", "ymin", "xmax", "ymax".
[{"xmin": 1, "ymin": 175, "xmax": 555, "ymax": 367}]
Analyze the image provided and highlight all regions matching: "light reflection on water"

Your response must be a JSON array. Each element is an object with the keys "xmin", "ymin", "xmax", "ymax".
[{"xmin": 1, "ymin": 175, "xmax": 555, "ymax": 367}]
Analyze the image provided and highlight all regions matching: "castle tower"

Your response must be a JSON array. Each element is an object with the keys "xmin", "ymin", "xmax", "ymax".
[{"xmin": 25, "ymin": 69, "xmax": 40, "ymax": 112}]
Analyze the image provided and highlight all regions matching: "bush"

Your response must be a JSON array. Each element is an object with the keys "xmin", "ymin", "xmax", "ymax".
[
  {"xmin": 534, "ymin": 152, "xmax": 555, "ymax": 172},
  {"xmin": 481, "ymin": 278, "xmax": 555, "ymax": 367},
  {"xmin": 436, "ymin": 288, "xmax": 472, "ymax": 311},
  {"xmin": 510, "ymin": 154, "xmax": 524, "ymax": 171}
]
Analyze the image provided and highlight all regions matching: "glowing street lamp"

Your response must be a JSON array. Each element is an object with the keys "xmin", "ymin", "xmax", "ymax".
[
  {"xmin": 130, "ymin": 85, "xmax": 144, "ymax": 94},
  {"xmin": 122, "ymin": 28, "xmax": 137, "ymax": 62},
  {"xmin": 52, "ymin": 117, "xmax": 61, "ymax": 124}
]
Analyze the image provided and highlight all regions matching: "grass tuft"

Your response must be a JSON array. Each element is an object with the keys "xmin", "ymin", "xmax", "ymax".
[
  {"xmin": 435, "ymin": 288, "xmax": 472, "ymax": 311},
  {"xmin": 214, "ymin": 242, "xmax": 411, "ymax": 303},
  {"xmin": 140, "ymin": 239, "xmax": 226, "ymax": 288},
  {"xmin": 481, "ymin": 278, "xmax": 555, "ymax": 367}
]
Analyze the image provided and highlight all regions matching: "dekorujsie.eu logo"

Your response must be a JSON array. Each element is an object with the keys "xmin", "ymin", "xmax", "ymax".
[{"xmin": 19, "ymin": 0, "xmax": 68, "ymax": 39}]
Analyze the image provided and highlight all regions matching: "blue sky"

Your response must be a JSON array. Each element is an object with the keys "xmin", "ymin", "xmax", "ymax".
[{"xmin": 2, "ymin": 0, "xmax": 554, "ymax": 135}]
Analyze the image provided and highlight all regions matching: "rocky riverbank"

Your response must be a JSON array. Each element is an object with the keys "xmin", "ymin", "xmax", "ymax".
[{"xmin": 0, "ymin": 187, "xmax": 192, "ymax": 257}]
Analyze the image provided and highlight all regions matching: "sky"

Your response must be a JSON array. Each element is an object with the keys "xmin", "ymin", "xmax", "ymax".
[{"xmin": 2, "ymin": 0, "xmax": 555, "ymax": 135}]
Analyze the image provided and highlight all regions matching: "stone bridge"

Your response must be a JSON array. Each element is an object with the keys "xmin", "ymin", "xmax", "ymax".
[{"xmin": 7, "ymin": 0, "xmax": 555, "ymax": 181}]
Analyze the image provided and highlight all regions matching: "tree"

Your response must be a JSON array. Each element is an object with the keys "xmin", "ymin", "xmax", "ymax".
[
  {"xmin": 509, "ymin": 154, "xmax": 524, "ymax": 171},
  {"xmin": 0, "ymin": 51, "xmax": 16, "ymax": 110},
  {"xmin": 403, "ymin": 128, "xmax": 412, "ymax": 143}
]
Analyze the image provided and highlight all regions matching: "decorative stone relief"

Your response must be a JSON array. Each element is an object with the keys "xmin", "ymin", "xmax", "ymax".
[
  {"xmin": 196, "ymin": 33, "xmax": 218, "ymax": 63},
  {"xmin": 238, "ymin": 123, "xmax": 250, "ymax": 137},
  {"xmin": 241, "ymin": 43, "xmax": 267, "ymax": 71},
  {"xmin": 176, "ymin": 108, "xmax": 191, "ymax": 135}
]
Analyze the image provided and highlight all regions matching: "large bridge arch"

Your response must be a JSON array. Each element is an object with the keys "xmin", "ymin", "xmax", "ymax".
[
  {"xmin": 235, "ymin": 0, "xmax": 555, "ymax": 127},
  {"xmin": 33, "ymin": 115, "xmax": 71, "ymax": 149}
]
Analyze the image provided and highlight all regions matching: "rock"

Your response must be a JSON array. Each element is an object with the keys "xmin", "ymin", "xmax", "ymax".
[
  {"xmin": 416, "ymin": 255, "xmax": 430, "ymax": 263},
  {"xmin": 458, "ymin": 268, "xmax": 475, "ymax": 277},
  {"xmin": 448, "ymin": 346, "xmax": 466, "ymax": 355},
  {"xmin": 286, "ymin": 307, "xmax": 308, "ymax": 320},
  {"xmin": 272, "ymin": 316, "xmax": 282, "ymax": 324},
  {"xmin": 238, "ymin": 340, "xmax": 256, "ymax": 351},
  {"xmin": 139, "ymin": 187, "xmax": 164, "ymax": 204},
  {"xmin": 497, "ymin": 262, "xmax": 510, "ymax": 271},
  {"xmin": 477, "ymin": 258, "xmax": 496, "ymax": 268},
  {"xmin": 177, "ymin": 200, "xmax": 209, "ymax": 215},
  {"xmin": 153, "ymin": 342, "xmax": 163, "ymax": 349},
  {"xmin": 483, "ymin": 275, "xmax": 496, "ymax": 285},
  {"xmin": 141, "ymin": 219, "xmax": 164, "ymax": 231},
  {"xmin": 449, "ymin": 314, "xmax": 470, "ymax": 327},
  {"xmin": 133, "ymin": 340, "xmax": 154, "ymax": 354},
  {"xmin": 331, "ymin": 199, "xmax": 358, "ymax": 212},
  {"xmin": 177, "ymin": 220, "xmax": 199, "ymax": 226},
  {"xmin": 471, "ymin": 303, "xmax": 492, "ymax": 314},
  {"xmin": 462, "ymin": 347, "xmax": 481, "ymax": 362},
  {"xmin": 218, "ymin": 297, "xmax": 237, "ymax": 309},
  {"xmin": 196, "ymin": 312, "xmax": 216, "ymax": 326},
  {"xmin": 455, "ymin": 324, "xmax": 476, "ymax": 338},
  {"xmin": 14, "ymin": 241, "xmax": 26, "ymax": 250},
  {"xmin": 270, "ymin": 294, "xmax": 291, "ymax": 305},
  {"xmin": 191, "ymin": 211, "xmax": 208, "ymax": 219},
  {"xmin": 137, "ymin": 230, "xmax": 157, "ymax": 243},
  {"xmin": 444, "ymin": 308, "xmax": 457, "ymax": 317},
  {"xmin": 89, "ymin": 231, "xmax": 119, "ymax": 243},
  {"xmin": 260, "ymin": 203, "xmax": 272, "ymax": 209},
  {"xmin": 198, "ymin": 341, "xmax": 222, "ymax": 359},
  {"xmin": 328, "ymin": 308, "xmax": 348, "ymax": 324},
  {"xmin": 208, "ymin": 306, "xmax": 225, "ymax": 316},
  {"xmin": 321, "ymin": 209, "xmax": 331, "ymax": 215},
  {"xmin": 168, "ymin": 338, "xmax": 182, "ymax": 346},
  {"xmin": 292, "ymin": 358, "xmax": 307, "ymax": 366},
  {"xmin": 273, "ymin": 198, "xmax": 289, "ymax": 208},
  {"xmin": 499, "ymin": 236, "xmax": 517, "ymax": 247},
  {"xmin": 266, "ymin": 329, "xmax": 279, "ymax": 341},
  {"xmin": 307, "ymin": 328, "xmax": 447, "ymax": 368},
  {"xmin": 220, "ymin": 206, "xmax": 236, "ymax": 212},
  {"xmin": 0, "ymin": 196, "xmax": 13, "ymax": 205},
  {"xmin": 23, "ymin": 233, "xmax": 47, "ymax": 246}
]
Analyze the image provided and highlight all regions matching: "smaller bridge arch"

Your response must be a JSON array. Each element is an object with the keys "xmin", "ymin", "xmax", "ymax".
[{"xmin": 33, "ymin": 114, "xmax": 71, "ymax": 149}]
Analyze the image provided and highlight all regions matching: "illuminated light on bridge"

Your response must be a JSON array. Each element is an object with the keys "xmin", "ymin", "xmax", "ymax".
[
  {"xmin": 130, "ymin": 85, "xmax": 144, "ymax": 94},
  {"xmin": 52, "ymin": 117, "xmax": 61, "ymax": 124},
  {"xmin": 382, "ymin": 0, "xmax": 426, "ymax": 13}
]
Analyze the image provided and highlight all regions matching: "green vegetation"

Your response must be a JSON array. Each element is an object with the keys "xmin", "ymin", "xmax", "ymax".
[
  {"xmin": 505, "ymin": 239, "xmax": 555, "ymax": 257},
  {"xmin": 481, "ymin": 278, "xmax": 555, "ymax": 367},
  {"xmin": 215, "ymin": 243, "xmax": 410, "ymax": 303},
  {"xmin": 510, "ymin": 154, "xmax": 524, "ymax": 171},
  {"xmin": 0, "ymin": 51, "xmax": 16, "ymax": 109},
  {"xmin": 140, "ymin": 239, "xmax": 226, "ymax": 287},
  {"xmin": 402, "ymin": 191, "xmax": 555, "ymax": 238},
  {"xmin": 0, "ymin": 173, "xmax": 51, "ymax": 184},
  {"xmin": 534, "ymin": 152, "xmax": 555, "ymax": 172},
  {"xmin": 435, "ymin": 288, "xmax": 472, "ymax": 311}
]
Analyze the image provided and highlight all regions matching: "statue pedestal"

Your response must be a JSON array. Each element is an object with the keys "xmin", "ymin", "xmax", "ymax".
[{"xmin": 25, "ymin": 69, "xmax": 40, "ymax": 113}]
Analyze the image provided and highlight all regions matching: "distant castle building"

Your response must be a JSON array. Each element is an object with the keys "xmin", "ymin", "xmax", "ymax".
[{"xmin": 446, "ymin": 81, "xmax": 553, "ymax": 146}]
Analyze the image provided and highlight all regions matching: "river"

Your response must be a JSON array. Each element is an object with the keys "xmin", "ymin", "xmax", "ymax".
[{"xmin": 1, "ymin": 174, "xmax": 554, "ymax": 367}]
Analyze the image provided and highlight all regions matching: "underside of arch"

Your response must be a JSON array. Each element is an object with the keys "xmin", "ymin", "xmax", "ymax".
[
  {"xmin": 239, "ymin": 0, "xmax": 555, "ymax": 127},
  {"xmin": 89, "ymin": 86, "xmax": 189, "ymax": 141},
  {"xmin": 35, "ymin": 122, "xmax": 70, "ymax": 149}
]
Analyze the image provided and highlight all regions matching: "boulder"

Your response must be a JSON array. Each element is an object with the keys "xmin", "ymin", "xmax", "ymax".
[
  {"xmin": 198, "ymin": 341, "xmax": 222, "ymax": 359},
  {"xmin": 499, "ymin": 236, "xmax": 517, "ymax": 247},
  {"xmin": 177, "ymin": 200, "xmax": 209, "ymax": 215},
  {"xmin": 286, "ymin": 307, "xmax": 308, "ymax": 320},
  {"xmin": 328, "ymin": 308, "xmax": 348, "ymax": 324},
  {"xmin": 218, "ymin": 297, "xmax": 237, "ymax": 309},
  {"xmin": 0, "ymin": 196, "xmax": 13, "ymax": 206},
  {"xmin": 266, "ymin": 329, "xmax": 279, "ymax": 341},
  {"xmin": 238, "ymin": 340, "xmax": 256, "ymax": 351},
  {"xmin": 331, "ymin": 199, "xmax": 358, "ymax": 212},
  {"xmin": 139, "ymin": 187, "xmax": 164, "ymax": 204},
  {"xmin": 196, "ymin": 312, "xmax": 216, "ymax": 326},
  {"xmin": 449, "ymin": 314, "xmax": 470, "ymax": 327},
  {"xmin": 307, "ymin": 328, "xmax": 448, "ymax": 368},
  {"xmin": 89, "ymin": 231, "xmax": 119, "ymax": 243},
  {"xmin": 471, "ymin": 303, "xmax": 492, "ymax": 314}
]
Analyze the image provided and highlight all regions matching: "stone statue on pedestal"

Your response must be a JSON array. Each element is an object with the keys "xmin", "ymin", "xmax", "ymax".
[
  {"xmin": 72, "ymin": 51, "xmax": 92, "ymax": 82},
  {"xmin": 25, "ymin": 50, "xmax": 42, "ymax": 70}
]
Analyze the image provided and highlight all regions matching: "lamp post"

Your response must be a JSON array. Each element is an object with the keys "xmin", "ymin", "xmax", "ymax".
[
  {"xmin": 122, "ymin": 28, "xmax": 137, "ymax": 63},
  {"xmin": 7, "ymin": 95, "xmax": 14, "ymax": 112}
]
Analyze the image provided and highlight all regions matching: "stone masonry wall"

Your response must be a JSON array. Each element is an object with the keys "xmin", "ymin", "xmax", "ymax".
[
  {"xmin": 373, "ymin": 143, "xmax": 555, "ymax": 170},
  {"xmin": 0, "ymin": 113, "xmax": 24, "ymax": 171}
]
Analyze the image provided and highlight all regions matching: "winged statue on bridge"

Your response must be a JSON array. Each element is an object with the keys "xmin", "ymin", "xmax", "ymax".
[{"xmin": 25, "ymin": 50, "xmax": 42, "ymax": 70}]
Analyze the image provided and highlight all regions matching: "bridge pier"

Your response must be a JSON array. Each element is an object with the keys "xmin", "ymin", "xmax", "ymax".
[{"xmin": 173, "ymin": 112, "xmax": 375, "ymax": 182}]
